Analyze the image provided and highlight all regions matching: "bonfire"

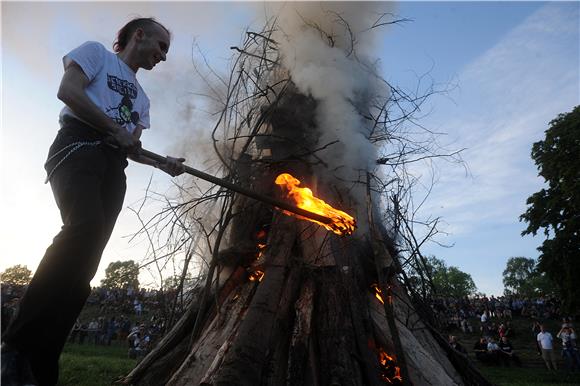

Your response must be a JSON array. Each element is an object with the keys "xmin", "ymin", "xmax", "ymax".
[{"xmin": 121, "ymin": 4, "xmax": 487, "ymax": 386}]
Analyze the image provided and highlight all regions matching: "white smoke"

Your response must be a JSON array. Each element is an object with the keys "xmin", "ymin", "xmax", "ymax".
[{"xmin": 269, "ymin": 2, "xmax": 395, "ymax": 190}]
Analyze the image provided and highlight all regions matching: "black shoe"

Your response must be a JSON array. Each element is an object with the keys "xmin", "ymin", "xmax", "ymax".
[{"xmin": 1, "ymin": 343, "xmax": 38, "ymax": 386}]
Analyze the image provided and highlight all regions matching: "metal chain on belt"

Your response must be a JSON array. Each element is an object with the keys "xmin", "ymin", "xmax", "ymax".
[{"xmin": 44, "ymin": 140, "xmax": 102, "ymax": 183}]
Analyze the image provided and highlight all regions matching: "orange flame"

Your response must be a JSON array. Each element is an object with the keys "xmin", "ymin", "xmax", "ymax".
[
  {"xmin": 378, "ymin": 348, "xmax": 403, "ymax": 384},
  {"xmin": 371, "ymin": 283, "xmax": 393, "ymax": 305},
  {"xmin": 256, "ymin": 242, "xmax": 267, "ymax": 259},
  {"xmin": 274, "ymin": 173, "xmax": 356, "ymax": 236},
  {"xmin": 248, "ymin": 270, "xmax": 265, "ymax": 282},
  {"xmin": 247, "ymin": 231, "xmax": 268, "ymax": 283},
  {"xmin": 371, "ymin": 284, "xmax": 385, "ymax": 304}
]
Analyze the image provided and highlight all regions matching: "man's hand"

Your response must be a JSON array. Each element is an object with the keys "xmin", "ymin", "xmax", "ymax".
[
  {"xmin": 157, "ymin": 156, "xmax": 186, "ymax": 177},
  {"xmin": 112, "ymin": 128, "xmax": 141, "ymax": 152}
]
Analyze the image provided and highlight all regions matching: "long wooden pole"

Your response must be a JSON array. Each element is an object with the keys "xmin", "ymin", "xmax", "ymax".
[{"xmin": 140, "ymin": 148, "xmax": 333, "ymax": 225}]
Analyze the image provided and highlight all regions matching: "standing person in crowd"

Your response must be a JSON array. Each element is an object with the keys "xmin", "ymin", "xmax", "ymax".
[
  {"xmin": 1, "ymin": 17, "xmax": 185, "ymax": 386},
  {"xmin": 557, "ymin": 326, "xmax": 580, "ymax": 372},
  {"xmin": 537, "ymin": 324, "xmax": 558, "ymax": 370},
  {"xmin": 480, "ymin": 310, "xmax": 489, "ymax": 324},
  {"xmin": 480, "ymin": 310, "xmax": 490, "ymax": 336},
  {"xmin": 87, "ymin": 318, "xmax": 99, "ymax": 345}
]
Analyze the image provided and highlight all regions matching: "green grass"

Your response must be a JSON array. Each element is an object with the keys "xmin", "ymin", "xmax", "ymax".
[
  {"xmin": 58, "ymin": 343, "xmax": 137, "ymax": 386},
  {"xmin": 479, "ymin": 366, "xmax": 580, "ymax": 386},
  {"xmin": 58, "ymin": 312, "xmax": 580, "ymax": 385}
]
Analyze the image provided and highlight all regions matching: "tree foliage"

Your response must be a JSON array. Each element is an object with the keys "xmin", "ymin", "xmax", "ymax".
[
  {"xmin": 520, "ymin": 106, "xmax": 580, "ymax": 312},
  {"xmin": 163, "ymin": 274, "xmax": 195, "ymax": 291},
  {"xmin": 424, "ymin": 256, "xmax": 477, "ymax": 298},
  {"xmin": 100, "ymin": 260, "xmax": 140, "ymax": 290},
  {"xmin": 502, "ymin": 256, "xmax": 556, "ymax": 298},
  {"xmin": 0, "ymin": 264, "xmax": 32, "ymax": 286}
]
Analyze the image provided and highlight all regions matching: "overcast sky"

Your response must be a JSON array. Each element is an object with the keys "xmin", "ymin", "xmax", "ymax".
[{"xmin": 1, "ymin": 1, "xmax": 578, "ymax": 294}]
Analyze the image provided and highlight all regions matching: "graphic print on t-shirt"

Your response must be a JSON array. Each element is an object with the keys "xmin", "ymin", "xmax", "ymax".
[{"xmin": 106, "ymin": 74, "xmax": 140, "ymax": 126}]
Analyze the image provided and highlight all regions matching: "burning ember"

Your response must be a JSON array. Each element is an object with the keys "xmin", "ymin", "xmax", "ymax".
[
  {"xmin": 371, "ymin": 284, "xmax": 385, "ymax": 304},
  {"xmin": 257, "ymin": 243, "xmax": 267, "ymax": 258},
  {"xmin": 248, "ymin": 270, "xmax": 265, "ymax": 282},
  {"xmin": 274, "ymin": 173, "xmax": 356, "ymax": 236},
  {"xmin": 371, "ymin": 284, "xmax": 393, "ymax": 305},
  {"xmin": 246, "ymin": 228, "xmax": 268, "ymax": 283},
  {"xmin": 378, "ymin": 348, "xmax": 403, "ymax": 384}
]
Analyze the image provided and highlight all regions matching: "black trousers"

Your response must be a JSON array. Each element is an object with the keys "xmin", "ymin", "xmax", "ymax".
[{"xmin": 2, "ymin": 118, "xmax": 128, "ymax": 385}]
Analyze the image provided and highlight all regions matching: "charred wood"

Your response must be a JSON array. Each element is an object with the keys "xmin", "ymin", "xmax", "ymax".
[
  {"xmin": 286, "ymin": 275, "xmax": 314, "ymax": 386},
  {"xmin": 262, "ymin": 266, "xmax": 303, "ymax": 385},
  {"xmin": 212, "ymin": 216, "xmax": 297, "ymax": 385}
]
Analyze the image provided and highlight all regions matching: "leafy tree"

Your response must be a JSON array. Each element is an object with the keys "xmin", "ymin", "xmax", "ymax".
[
  {"xmin": 163, "ymin": 275, "xmax": 181, "ymax": 290},
  {"xmin": 520, "ymin": 106, "xmax": 580, "ymax": 312},
  {"xmin": 443, "ymin": 266, "xmax": 478, "ymax": 298},
  {"xmin": 0, "ymin": 265, "xmax": 32, "ymax": 286},
  {"xmin": 100, "ymin": 260, "xmax": 140, "ymax": 290},
  {"xmin": 163, "ymin": 274, "xmax": 195, "ymax": 291},
  {"xmin": 502, "ymin": 257, "xmax": 556, "ymax": 298},
  {"xmin": 424, "ymin": 256, "xmax": 477, "ymax": 298},
  {"xmin": 527, "ymin": 271, "xmax": 557, "ymax": 298},
  {"xmin": 502, "ymin": 257, "xmax": 536, "ymax": 296}
]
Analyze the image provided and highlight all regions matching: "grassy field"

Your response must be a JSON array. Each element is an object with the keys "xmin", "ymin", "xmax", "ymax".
[
  {"xmin": 57, "ymin": 315, "xmax": 580, "ymax": 385},
  {"xmin": 479, "ymin": 366, "xmax": 580, "ymax": 386},
  {"xmin": 58, "ymin": 344, "xmax": 136, "ymax": 386}
]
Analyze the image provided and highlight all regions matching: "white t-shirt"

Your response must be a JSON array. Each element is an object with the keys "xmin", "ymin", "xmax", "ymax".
[
  {"xmin": 60, "ymin": 41, "xmax": 150, "ymax": 134},
  {"xmin": 537, "ymin": 331, "xmax": 554, "ymax": 349}
]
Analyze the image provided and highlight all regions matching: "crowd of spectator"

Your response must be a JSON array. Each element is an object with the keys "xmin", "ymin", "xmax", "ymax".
[
  {"xmin": 84, "ymin": 286, "xmax": 178, "ymax": 317},
  {"xmin": 67, "ymin": 314, "xmax": 166, "ymax": 359},
  {"xmin": 434, "ymin": 294, "xmax": 579, "ymax": 372},
  {"xmin": 431, "ymin": 294, "xmax": 561, "ymax": 331},
  {"xmin": 4, "ymin": 283, "xmax": 579, "ymax": 369},
  {"xmin": 2, "ymin": 283, "xmax": 184, "ymax": 359}
]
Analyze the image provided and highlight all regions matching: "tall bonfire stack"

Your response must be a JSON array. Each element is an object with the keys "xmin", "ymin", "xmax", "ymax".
[{"xmin": 122, "ymin": 5, "xmax": 490, "ymax": 386}]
